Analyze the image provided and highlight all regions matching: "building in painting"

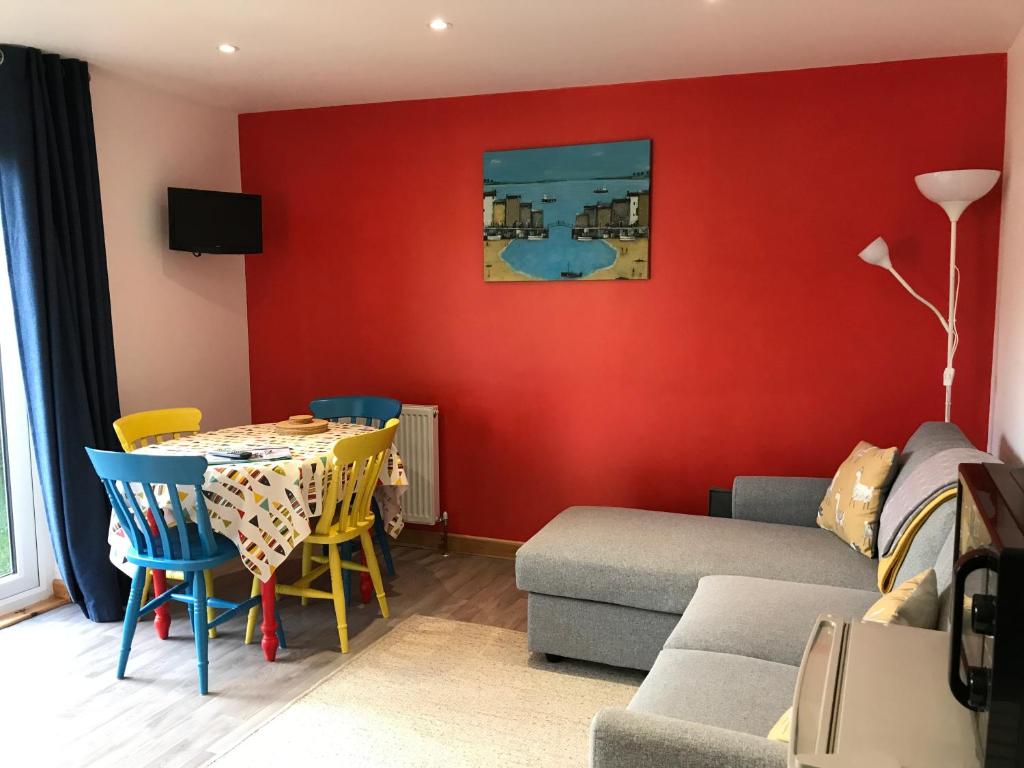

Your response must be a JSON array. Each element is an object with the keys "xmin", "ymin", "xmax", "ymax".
[
  {"xmin": 483, "ymin": 190, "xmax": 495, "ymax": 227},
  {"xmin": 519, "ymin": 202, "xmax": 532, "ymax": 228},
  {"xmin": 571, "ymin": 188, "xmax": 650, "ymax": 240},
  {"xmin": 483, "ymin": 193, "xmax": 548, "ymax": 240},
  {"xmin": 635, "ymin": 190, "xmax": 650, "ymax": 227},
  {"xmin": 505, "ymin": 195, "xmax": 521, "ymax": 228},
  {"xmin": 611, "ymin": 198, "xmax": 630, "ymax": 225}
]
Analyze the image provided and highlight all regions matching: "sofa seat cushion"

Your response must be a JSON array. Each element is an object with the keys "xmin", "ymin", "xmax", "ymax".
[
  {"xmin": 515, "ymin": 506, "xmax": 877, "ymax": 615},
  {"xmin": 665, "ymin": 575, "xmax": 879, "ymax": 666},
  {"xmin": 629, "ymin": 649, "xmax": 797, "ymax": 738}
]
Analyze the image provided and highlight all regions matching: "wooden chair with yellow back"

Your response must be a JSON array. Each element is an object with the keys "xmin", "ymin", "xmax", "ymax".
[
  {"xmin": 244, "ymin": 418, "xmax": 397, "ymax": 652},
  {"xmin": 112, "ymin": 407, "xmax": 218, "ymax": 639}
]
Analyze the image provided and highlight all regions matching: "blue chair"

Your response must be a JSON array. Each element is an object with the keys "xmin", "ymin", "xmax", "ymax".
[
  {"xmin": 310, "ymin": 396, "xmax": 402, "ymax": 429},
  {"xmin": 86, "ymin": 448, "xmax": 285, "ymax": 695},
  {"xmin": 309, "ymin": 396, "xmax": 402, "ymax": 598}
]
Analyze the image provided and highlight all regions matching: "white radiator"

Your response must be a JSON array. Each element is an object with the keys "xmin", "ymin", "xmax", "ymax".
[{"xmin": 395, "ymin": 404, "xmax": 440, "ymax": 525}]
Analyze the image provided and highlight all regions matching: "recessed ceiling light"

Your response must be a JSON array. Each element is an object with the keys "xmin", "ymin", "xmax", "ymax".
[
  {"xmin": 218, "ymin": 43, "xmax": 239, "ymax": 54},
  {"xmin": 429, "ymin": 18, "xmax": 452, "ymax": 31}
]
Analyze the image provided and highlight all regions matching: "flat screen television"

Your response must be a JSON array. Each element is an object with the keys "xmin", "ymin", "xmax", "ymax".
[
  {"xmin": 951, "ymin": 462, "xmax": 1024, "ymax": 767},
  {"xmin": 167, "ymin": 187, "xmax": 262, "ymax": 255}
]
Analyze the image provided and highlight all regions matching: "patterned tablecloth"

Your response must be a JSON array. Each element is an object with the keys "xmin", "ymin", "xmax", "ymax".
[{"xmin": 107, "ymin": 422, "xmax": 408, "ymax": 582}]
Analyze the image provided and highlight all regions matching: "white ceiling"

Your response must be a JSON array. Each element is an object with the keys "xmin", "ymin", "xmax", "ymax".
[{"xmin": 2, "ymin": 0, "xmax": 1023, "ymax": 114}]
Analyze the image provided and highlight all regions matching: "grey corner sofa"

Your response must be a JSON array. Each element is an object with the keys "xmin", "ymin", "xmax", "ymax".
[{"xmin": 514, "ymin": 422, "xmax": 996, "ymax": 768}]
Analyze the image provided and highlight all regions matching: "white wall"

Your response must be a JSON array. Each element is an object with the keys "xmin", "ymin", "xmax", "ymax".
[
  {"xmin": 990, "ymin": 31, "xmax": 1024, "ymax": 464},
  {"xmin": 90, "ymin": 69, "xmax": 251, "ymax": 430}
]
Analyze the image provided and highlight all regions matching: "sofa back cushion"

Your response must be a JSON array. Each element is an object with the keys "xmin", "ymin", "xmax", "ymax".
[
  {"xmin": 898, "ymin": 421, "xmax": 978, "ymax": 464},
  {"xmin": 892, "ymin": 498, "xmax": 958, "ymax": 587},
  {"xmin": 877, "ymin": 422, "xmax": 997, "ymax": 592},
  {"xmin": 879, "ymin": 422, "xmax": 985, "ymax": 555}
]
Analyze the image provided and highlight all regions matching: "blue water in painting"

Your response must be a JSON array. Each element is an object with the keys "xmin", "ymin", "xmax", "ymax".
[
  {"xmin": 503, "ymin": 227, "xmax": 616, "ymax": 279},
  {"xmin": 491, "ymin": 178, "xmax": 648, "ymax": 280}
]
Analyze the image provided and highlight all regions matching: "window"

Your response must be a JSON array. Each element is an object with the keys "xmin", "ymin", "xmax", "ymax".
[{"xmin": 0, "ymin": 219, "xmax": 48, "ymax": 608}]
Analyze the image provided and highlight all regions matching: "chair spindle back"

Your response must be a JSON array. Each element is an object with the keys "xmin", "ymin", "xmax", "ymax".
[
  {"xmin": 86, "ymin": 448, "xmax": 219, "ymax": 563},
  {"xmin": 113, "ymin": 407, "xmax": 203, "ymax": 452},
  {"xmin": 315, "ymin": 419, "xmax": 399, "ymax": 536},
  {"xmin": 309, "ymin": 396, "xmax": 401, "ymax": 429}
]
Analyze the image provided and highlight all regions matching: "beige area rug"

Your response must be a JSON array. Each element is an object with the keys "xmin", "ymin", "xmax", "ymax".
[{"xmin": 208, "ymin": 615, "xmax": 641, "ymax": 767}]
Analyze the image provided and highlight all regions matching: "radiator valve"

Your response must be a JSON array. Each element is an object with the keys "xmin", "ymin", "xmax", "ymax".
[{"xmin": 441, "ymin": 510, "xmax": 449, "ymax": 557}]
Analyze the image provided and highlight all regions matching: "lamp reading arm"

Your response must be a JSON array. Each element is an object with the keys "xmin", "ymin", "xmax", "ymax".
[{"xmin": 887, "ymin": 266, "xmax": 950, "ymax": 334}]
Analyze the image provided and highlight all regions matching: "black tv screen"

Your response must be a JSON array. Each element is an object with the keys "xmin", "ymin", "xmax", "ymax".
[{"xmin": 168, "ymin": 187, "xmax": 262, "ymax": 255}]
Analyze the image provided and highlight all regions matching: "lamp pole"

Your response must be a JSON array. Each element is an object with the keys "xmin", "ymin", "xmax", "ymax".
[
  {"xmin": 860, "ymin": 169, "xmax": 999, "ymax": 424},
  {"xmin": 943, "ymin": 219, "xmax": 957, "ymax": 422}
]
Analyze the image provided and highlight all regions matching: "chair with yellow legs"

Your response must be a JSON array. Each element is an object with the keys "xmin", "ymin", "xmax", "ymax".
[
  {"xmin": 113, "ymin": 407, "xmax": 217, "ymax": 639},
  {"xmin": 245, "ymin": 418, "xmax": 397, "ymax": 653}
]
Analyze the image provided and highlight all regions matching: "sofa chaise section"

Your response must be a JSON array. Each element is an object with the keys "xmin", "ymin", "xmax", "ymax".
[
  {"xmin": 526, "ymin": 593, "xmax": 681, "ymax": 672},
  {"xmin": 516, "ymin": 506, "xmax": 878, "ymax": 615},
  {"xmin": 515, "ymin": 504, "xmax": 876, "ymax": 670}
]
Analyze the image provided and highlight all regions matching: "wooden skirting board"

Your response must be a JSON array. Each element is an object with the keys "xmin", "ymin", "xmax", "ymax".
[
  {"xmin": 52, "ymin": 577, "xmax": 70, "ymax": 601},
  {"xmin": 0, "ymin": 579, "xmax": 71, "ymax": 630},
  {"xmin": 396, "ymin": 529, "xmax": 523, "ymax": 560}
]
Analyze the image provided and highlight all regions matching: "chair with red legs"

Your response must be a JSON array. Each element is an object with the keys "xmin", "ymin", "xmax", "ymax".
[{"xmin": 87, "ymin": 448, "xmax": 284, "ymax": 694}]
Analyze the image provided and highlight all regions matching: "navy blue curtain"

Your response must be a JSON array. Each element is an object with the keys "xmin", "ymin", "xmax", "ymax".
[{"xmin": 0, "ymin": 44, "xmax": 127, "ymax": 621}]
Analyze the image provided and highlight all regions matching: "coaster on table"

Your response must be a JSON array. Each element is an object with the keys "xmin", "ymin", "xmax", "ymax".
[{"xmin": 275, "ymin": 414, "xmax": 329, "ymax": 435}]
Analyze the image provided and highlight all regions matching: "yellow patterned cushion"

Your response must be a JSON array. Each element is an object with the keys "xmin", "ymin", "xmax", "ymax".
[
  {"xmin": 863, "ymin": 569, "xmax": 939, "ymax": 628},
  {"xmin": 817, "ymin": 441, "xmax": 898, "ymax": 556},
  {"xmin": 767, "ymin": 706, "xmax": 792, "ymax": 742}
]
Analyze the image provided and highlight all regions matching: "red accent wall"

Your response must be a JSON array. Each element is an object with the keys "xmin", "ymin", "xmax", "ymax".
[{"xmin": 239, "ymin": 55, "xmax": 1006, "ymax": 542}]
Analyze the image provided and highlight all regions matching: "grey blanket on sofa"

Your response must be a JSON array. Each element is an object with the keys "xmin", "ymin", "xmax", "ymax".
[{"xmin": 877, "ymin": 445, "xmax": 995, "ymax": 558}]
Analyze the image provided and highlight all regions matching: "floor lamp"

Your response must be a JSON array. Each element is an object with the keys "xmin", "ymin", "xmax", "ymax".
[{"xmin": 859, "ymin": 169, "xmax": 1000, "ymax": 423}]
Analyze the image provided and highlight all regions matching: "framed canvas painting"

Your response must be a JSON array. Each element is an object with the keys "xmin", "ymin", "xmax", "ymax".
[{"xmin": 483, "ymin": 139, "xmax": 650, "ymax": 282}]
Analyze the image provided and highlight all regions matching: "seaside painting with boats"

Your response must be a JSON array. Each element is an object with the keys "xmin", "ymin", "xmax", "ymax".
[{"xmin": 483, "ymin": 139, "xmax": 650, "ymax": 282}]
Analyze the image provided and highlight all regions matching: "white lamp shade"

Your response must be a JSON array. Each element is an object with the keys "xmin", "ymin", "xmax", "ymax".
[
  {"xmin": 914, "ymin": 169, "xmax": 1000, "ymax": 221},
  {"xmin": 858, "ymin": 236, "xmax": 892, "ymax": 269}
]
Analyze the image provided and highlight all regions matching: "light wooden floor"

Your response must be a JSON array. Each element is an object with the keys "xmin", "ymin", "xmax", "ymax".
[{"xmin": 0, "ymin": 545, "xmax": 527, "ymax": 768}]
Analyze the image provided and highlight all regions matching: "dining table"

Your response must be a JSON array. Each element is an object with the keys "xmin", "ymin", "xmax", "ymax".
[{"xmin": 106, "ymin": 421, "xmax": 408, "ymax": 661}]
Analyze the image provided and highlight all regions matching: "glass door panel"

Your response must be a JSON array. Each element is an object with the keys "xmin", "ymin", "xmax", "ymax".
[{"xmin": 0, "ymin": 220, "xmax": 41, "ymax": 604}]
